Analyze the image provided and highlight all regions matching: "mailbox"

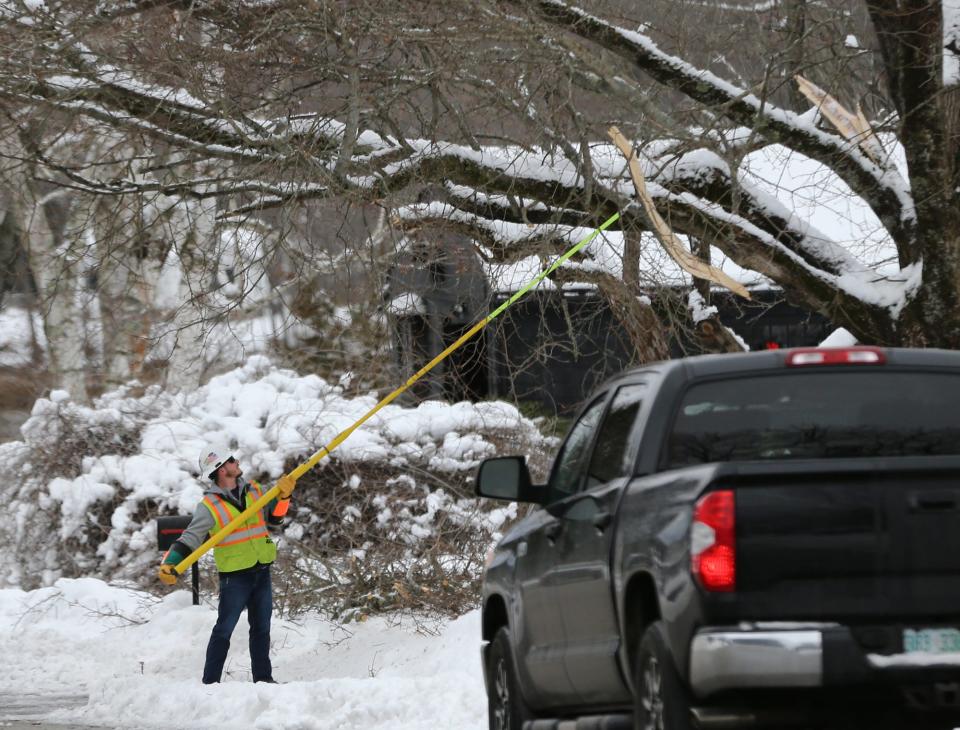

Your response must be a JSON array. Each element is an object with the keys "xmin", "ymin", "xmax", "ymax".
[
  {"xmin": 157, "ymin": 515, "xmax": 191, "ymax": 551},
  {"xmin": 156, "ymin": 515, "xmax": 200, "ymax": 605}
]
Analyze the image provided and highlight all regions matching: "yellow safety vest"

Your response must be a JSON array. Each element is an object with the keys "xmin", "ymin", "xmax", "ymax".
[{"xmin": 202, "ymin": 480, "xmax": 277, "ymax": 573}]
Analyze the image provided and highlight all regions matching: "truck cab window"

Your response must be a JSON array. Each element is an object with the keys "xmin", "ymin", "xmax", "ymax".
[
  {"xmin": 585, "ymin": 383, "xmax": 646, "ymax": 488},
  {"xmin": 549, "ymin": 396, "xmax": 607, "ymax": 501},
  {"xmin": 667, "ymin": 371, "xmax": 960, "ymax": 467}
]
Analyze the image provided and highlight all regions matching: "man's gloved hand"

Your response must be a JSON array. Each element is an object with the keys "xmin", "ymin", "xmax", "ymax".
[
  {"xmin": 276, "ymin": 474, "xmax": 296, "ymax": 500},
  {"xmin": 158, "ymin": 564, "xmax": 178, "ymax": 585}
]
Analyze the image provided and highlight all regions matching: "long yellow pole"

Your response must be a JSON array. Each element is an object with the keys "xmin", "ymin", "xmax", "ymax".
[{"xmin": 172, "ymin": 211, "xmax": 621, "ymax": 575}]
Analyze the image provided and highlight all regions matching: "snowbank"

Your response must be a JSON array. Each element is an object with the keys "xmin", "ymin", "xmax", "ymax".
[
  {"xmin": 0, "ymin": 578, "xmax": 487, "ymax": 729},
  {"xmin": 0, "ymin": 357, "xmax": 551, "ymax": 592}
]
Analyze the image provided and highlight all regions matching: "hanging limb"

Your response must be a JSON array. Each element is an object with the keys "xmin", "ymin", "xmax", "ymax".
[
  {"xmin": 607, "ymin": 126, "xmax": 751, "ymax": 301},
  {"xmin": 169, "ymin": 212, "xmax": 622, "ymax": 576}
]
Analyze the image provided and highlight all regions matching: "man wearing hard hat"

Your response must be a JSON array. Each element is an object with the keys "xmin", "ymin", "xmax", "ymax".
[{"xmin": 157, "ymin": 447, "xmax": 297, "ymax": 684}]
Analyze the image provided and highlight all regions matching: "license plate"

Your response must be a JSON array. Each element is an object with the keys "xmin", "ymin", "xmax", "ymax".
[{"xmin": 903, "ymin": 628, "xmax": 960, "ymax": 654}]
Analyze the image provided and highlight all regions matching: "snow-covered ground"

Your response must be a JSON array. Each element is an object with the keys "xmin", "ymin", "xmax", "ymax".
[
  {"xmin": 0, "ymin": 357, "xmax": 536, "ymax": 727},
  {"xmin": 0, "ymin": 578, "xmax": 487, "ymax": 729}
]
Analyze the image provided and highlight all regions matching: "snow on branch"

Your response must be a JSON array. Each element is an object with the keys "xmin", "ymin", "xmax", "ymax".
[
  {"xmin": 663, "ymin": 186, "xmax": 913, "ymax": 331},
  {"xmin": 527, "ymin": 0, "xmax": 915, "ymax": 242},
  {"xmin": 15, "ymin": 56, "xmax": 906, "ymax": 329},
  {"xmin": 396, "ymin": 160, "xmax": 907, "ymax": 340},
  {"xmin": 25, "ymin": 152, "xmax": 331, "ymax": 206},
  {"xmin": 394, "ymin": 201, "xmax": 600, "ymax": 266},
  {"xmin": 392, "ymin": 136, "xmax": 904, "ymax": 320},
  {"xmin": 0, "ymin": 3, "xmax": 911, "ymax": 337},
  {"xmin": 440, "ymin": 183, "xmax": 599, "ymax": 230},
  {"xmin": 12, "ymin": 74, "xmax": 344, "ymax": 165}
]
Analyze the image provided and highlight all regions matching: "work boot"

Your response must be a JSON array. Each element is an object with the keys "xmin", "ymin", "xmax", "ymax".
[{"xmin": 255, "ymin": 677, "xmax": 280, "ymax": 684}]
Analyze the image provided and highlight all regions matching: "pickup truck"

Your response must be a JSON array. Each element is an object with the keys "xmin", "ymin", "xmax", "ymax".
[{"xmin": 475, "ymin": 347, "xmax": 960, "ymax": 730}]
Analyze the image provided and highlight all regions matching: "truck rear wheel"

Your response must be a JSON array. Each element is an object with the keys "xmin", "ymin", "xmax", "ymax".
[
  {"xmin": 634, "ymin": 621, "xmax": 694, "ymax": 730},
  {"xmin": 487, "ymin": 627, "xmax": 534, "ymax": 730}
]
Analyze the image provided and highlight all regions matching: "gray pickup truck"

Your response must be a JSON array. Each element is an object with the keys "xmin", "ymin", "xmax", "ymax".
[{"xmin": 476, "ymin": 347, "xmax": 960, "ymax": 730}]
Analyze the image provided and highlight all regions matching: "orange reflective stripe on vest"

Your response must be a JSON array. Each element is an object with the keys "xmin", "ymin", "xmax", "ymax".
[
  {"xmin": 218, "ymin": 523, "xmax": 270, "ymax": 547},
  {"xmin": 203, "ymin": 495, "xmax": 232, "ymax": 528},
  {"xmin": 205, "ymin": 495, "xmax": 268, "ymax": 535}
]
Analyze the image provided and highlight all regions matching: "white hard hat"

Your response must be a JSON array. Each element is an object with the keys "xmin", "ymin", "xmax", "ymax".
[{"xmin": 199, "ymin": 447, "xmax": 233, "ymax": 477}]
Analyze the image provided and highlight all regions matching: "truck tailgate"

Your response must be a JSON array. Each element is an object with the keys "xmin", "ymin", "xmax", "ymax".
[{"xmin": 735, "ymin": 463, "xmax": 960, "ymax": 619}]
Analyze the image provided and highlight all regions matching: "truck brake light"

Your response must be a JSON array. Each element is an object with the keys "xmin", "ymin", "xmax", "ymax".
[
  {"xmin": 786, "ymin": 347, "xmax": 886, "ymax": 367},
  {"xmin": 691, "ymin": 490, "xmax": 735, "ymax": 592}
]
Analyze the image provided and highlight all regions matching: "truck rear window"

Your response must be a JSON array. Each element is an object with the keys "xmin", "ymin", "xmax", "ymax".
[{"xmin": 666, "ymin": 371, "xmax": 960, "ymax": 466}]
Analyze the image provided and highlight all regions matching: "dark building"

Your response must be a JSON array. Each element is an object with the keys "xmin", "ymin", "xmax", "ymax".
[
  {"xmin": 486, "ymin": 288, "xmax": 636, "ymax": 414},
  {"xmin": 712, "ymin": 291, "xmax": 835, "ymax": 353},
  {"xmin": 385, "ymin": 242, "xmax": 834, "ymax": 415}
]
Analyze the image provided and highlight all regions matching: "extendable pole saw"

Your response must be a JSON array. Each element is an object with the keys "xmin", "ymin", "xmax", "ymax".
[{"xmin": 171, "ymin": 212, "xmax": 622, "ymax": 576}]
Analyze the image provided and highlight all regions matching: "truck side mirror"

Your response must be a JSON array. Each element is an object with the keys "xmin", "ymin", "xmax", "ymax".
[{"xmin": 475, "ymin": 456, "xmax": 542, "ymax": 503}]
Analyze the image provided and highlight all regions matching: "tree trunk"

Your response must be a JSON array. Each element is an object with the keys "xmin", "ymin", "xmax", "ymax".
[
  {"xmin": 783, "ymin": 0, "xmax": 808, "ymax": 111},
  {"xmin": 92, "ymin": 193, "xmax": 172, "ymax": 388},
  {"xmin": 93, "ymin": 198, "xmax": 134, "ymax": 386},
  {"xmin": 0, "ymin": 131, "xmax": 93, "ymax": 399},
  {"xmin": 622, "ymin": 227, "xmax": 641, "ymax": 290},
  {"xmin": 688, "ymin": 238, "xmax": 746, "ymax": 354},
  {"xmin": 28, "ymin": 196, "xmax": 89, "ymax": 399},
  {"xmin": 898, "ymin": 228, "xmax": 960, "ymax": 348},
  {"xmin": 162, "ymin": 197, "xmax": 216, "ymax": 391}
]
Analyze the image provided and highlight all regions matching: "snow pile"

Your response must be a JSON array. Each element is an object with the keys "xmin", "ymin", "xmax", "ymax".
[
  {"xmin": 0, "ymin": 357, "xmax": 552, "ymax": 607},
  {"xmin": 0, "ymin": 578, "xmax": 487, "ymax": 729}
]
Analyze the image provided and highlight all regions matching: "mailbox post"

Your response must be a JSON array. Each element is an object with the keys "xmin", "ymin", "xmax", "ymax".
[{"xmin": 156, "ymin": 516, "xmax": 200, "ymax": 605}]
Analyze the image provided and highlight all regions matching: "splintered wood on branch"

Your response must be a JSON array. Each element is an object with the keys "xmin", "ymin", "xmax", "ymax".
[
  {"xmin": 607, "ymin": 126, "xmax": 751, "ymax": 300},
  {"xmin": 794, "ymin": 75, "xmax": 885, "ymax": 164}
]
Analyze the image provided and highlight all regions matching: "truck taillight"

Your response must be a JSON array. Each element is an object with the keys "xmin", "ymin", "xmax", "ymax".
[{"xmin": 691, "ymin": 490, "xmax": 735, "ymax": 592}]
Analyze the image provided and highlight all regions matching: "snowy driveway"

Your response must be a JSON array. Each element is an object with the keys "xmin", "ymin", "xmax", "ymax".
[
  {"xmin": 1, "ymin": 722, "xmax": 97, "ymax": 730},
  {"xmin": 0, "ymin": 691, "xmax": 89, "ymax": 728},
  {"xmin": 1, "ymin": 579, "xmax": 487, "ymax": 730}
]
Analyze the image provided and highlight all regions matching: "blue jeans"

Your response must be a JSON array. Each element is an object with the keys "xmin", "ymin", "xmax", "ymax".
[{"xmin": 202, "ymin": 564, "xmax": 273, "ymax": 683}]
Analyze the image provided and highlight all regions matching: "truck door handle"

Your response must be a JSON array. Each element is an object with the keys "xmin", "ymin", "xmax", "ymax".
[
  {"xmin": 593, "ymin": 510, "xmax": 612, "ymax": 532},
  {"xmin": 545, "ymin": 522, "xmax": 563, "ymax": 543},
  {"xmin": 910, "ymin": 492, "xmax": 959, "ymax": 511}
]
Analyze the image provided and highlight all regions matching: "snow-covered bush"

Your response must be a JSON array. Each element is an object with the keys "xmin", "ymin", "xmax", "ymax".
[
  {"xmin": 0, "ymin": 357, "xmax": 555, "ymax": 617},
  {"xmin": 273, "ymin": 462, "xmax": 522, "ymax": 620}
]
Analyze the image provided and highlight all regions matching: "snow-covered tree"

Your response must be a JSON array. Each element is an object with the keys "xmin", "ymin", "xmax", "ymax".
[{"xmin": 2, "ymin": 0, "xmax": 958, "ymax": 382}]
